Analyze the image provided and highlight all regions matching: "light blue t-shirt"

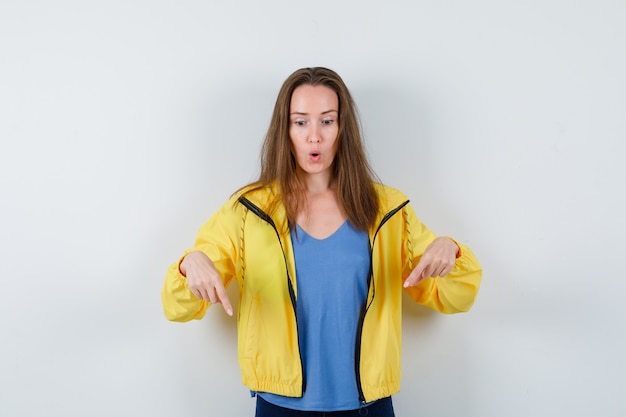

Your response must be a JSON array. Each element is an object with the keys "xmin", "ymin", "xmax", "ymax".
[{"xmin": 258, "ymin": 221, "xmax": 370, "ymax": 411}]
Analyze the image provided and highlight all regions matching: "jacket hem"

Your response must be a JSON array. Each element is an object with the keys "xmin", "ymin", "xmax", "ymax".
[
  {"xmin": 362, "ymin": 381, "xmax": 401, "ymax": 403},
  {"xmin": 243, "ymin": 377, "xmax": 303, "ymax": 398}
]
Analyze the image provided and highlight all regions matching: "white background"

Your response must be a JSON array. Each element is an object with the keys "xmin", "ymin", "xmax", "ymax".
[{"xmin": 1, "ymin": 1, "xmax": 625, "ymax": 416}]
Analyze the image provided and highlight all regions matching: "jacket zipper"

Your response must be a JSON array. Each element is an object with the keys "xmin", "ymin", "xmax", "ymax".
[
  {"xmin": 238, "ymin": 197, "xmax": 306, "ymax": 395},
  {"xmin": 354, "ymin": 200, "xmax": 410, "ymax": 403}
]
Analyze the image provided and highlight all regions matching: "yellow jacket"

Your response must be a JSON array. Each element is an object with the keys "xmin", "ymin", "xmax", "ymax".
[{"xmin": 161, "ymin": 184, "xmax": 482, "ymax": 403}]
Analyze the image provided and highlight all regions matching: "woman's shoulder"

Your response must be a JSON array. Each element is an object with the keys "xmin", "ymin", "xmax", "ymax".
[
  {"xmin": 373, "ymin": 183, "xmax": 410, "ymax": 206},
  {"xmin": 228, "ymin": 182, "xmax": 280, "ymax": 213}
]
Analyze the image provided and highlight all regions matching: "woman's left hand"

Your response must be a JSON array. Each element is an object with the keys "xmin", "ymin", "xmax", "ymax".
[{"xmin": 403, "ymin": 237, "xmax": 459, "ymax": 287}]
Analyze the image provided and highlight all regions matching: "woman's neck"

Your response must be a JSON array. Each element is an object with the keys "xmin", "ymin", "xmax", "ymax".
[{"xmin": 301, "ymin": 171, "xmax": 334, "ymax": 195}]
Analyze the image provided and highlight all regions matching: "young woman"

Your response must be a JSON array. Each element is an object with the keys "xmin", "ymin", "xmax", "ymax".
[{"xmin": 162, "ymin": 67, "xmax": 482, "ymax": 417}]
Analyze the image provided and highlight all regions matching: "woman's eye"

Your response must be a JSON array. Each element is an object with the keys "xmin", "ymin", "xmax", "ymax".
[
  {"xmin": 322, "ymin": 119, "xmax": 335, "ymax": 125},
  {"xmin": 294, "ymin": 120, "xmax": 306, "ymax": 126}
]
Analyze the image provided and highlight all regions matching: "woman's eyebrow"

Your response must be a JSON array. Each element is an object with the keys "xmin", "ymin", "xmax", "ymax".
[{"xmin": 289, "ymin": 109, "xmax": 338, "ymax": 116}]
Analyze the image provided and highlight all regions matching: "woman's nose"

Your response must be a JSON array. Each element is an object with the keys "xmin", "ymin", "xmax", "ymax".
[{"xmin": 308, "ymin": 125, "xmax": 321, "ymax": 143}]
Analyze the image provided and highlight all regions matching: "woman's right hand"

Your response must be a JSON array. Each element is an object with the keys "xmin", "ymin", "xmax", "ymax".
[{"xmin": 180, "ymin": 251, "xmax": 233, "ymax": 316}]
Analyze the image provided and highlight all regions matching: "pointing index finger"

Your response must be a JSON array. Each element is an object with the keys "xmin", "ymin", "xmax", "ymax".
[{"xmin": 215, "ymin": 286, "xmax": 233, "ymax": 316}]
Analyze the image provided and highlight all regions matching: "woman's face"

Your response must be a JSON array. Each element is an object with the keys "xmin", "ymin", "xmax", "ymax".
[{"xmin": 289, "ymin": 84, "xmax": 339, "ymax": 182}]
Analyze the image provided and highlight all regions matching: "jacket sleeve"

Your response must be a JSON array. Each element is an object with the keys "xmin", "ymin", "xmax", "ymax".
[
  {"xmin": 161, "ymin": 195, "xmax": 243, "ymax": 322},
  {"xmin": 402, "ymin": 203, "xmax": 482, "ymax": 314}
]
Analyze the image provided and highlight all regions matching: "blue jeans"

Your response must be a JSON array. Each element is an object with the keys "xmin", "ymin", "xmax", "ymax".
[{"xmin": 255, "ymin": 395, "xmax": 395, "ymax": 417}]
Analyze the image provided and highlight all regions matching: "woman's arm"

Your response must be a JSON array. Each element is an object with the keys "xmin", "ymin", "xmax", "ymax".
[
  {"xmin": 402, "ymin": 204, "xmax": 483, "ymax": 314},
  {"xmin": 161, "ymin": 195, "xmax": 243, "ymax": 322}
]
